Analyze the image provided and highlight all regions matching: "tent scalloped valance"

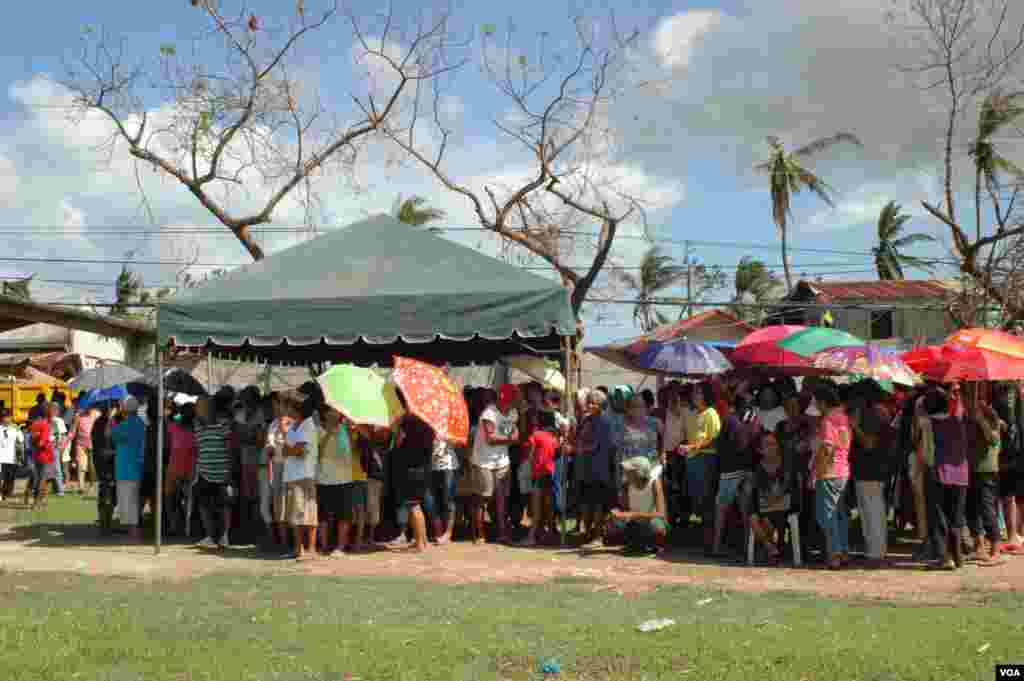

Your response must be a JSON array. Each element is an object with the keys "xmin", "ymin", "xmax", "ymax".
[{"xmin": 167, "ymin": 325, "xmax": 564, "ymax": 348}]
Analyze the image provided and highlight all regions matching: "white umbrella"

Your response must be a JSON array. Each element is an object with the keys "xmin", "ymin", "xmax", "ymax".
[
  {"xmin": 504, "ymin": 355, "xmax": 566, "ymax": 392},
  {"xmin": 69, "ymin": 364, "xmax": 145, "ymax": 392}
]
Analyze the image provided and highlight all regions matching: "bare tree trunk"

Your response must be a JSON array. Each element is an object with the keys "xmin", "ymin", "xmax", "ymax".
[{"xmin": 781, "ymin": 227, "xmax": 793, "ymax": 294}]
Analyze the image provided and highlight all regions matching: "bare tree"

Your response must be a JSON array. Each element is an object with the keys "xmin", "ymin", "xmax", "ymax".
[
  {"xmin": 62, "ymin": 1, "xmax": 466, "ymax": 260},
  {"xmin": 892, "ymin": 0, "xmax": 1024, "ymax": 322},
  {"xmin": 381, "ymin": 15, "xmax": 654, "ymax": 317}
]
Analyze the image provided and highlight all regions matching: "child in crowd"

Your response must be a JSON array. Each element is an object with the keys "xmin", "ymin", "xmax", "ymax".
[
  {"xmin": 519, "ymin": 410, "xmax": 558, "ymax": 546},
  {"xmin": 751, "ymin": 432, "xmax": 793, "ymax": 564}
]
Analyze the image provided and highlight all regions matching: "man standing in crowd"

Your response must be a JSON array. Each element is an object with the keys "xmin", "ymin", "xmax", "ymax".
[
  {"xmin": 0, "ymin": 409, "xmax": 23, "ymax": 501},
  {"xmin": 195, "ymin": 394, "xmax": 234, "ymax": 550},
  {"xmin": 111, "ymin": 397, "xmax": 146, "ymax": 543},
  {"xmin": 48, "ymin": 402, "xmax": 68, "ymax": 497},
  {"xmin": 27, "ymin": 407, "xmax": 54, "ymax": 508}
]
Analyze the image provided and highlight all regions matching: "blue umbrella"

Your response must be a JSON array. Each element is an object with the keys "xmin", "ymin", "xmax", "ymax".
[
  {"xmin": 79, "ymin": 384, "xmax": 129, "ymax": 409},
  {"xmin": 632, "ymin": 340, "xmax": 733, "ymax": 376}
]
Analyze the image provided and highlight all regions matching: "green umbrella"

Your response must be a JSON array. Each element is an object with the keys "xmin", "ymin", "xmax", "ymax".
[
  {"xmin": 316, "ymin": 364, "xmax": 405, "ymax": 428},
  {"xmin": 776, "ymin": 327, "xmax": 864, "ymax": 358}
]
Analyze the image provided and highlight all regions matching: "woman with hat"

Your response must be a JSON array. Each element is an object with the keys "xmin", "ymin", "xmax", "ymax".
[{"xmin": 607, "ymin": 456, "xmax": 668, "ymax": 553}]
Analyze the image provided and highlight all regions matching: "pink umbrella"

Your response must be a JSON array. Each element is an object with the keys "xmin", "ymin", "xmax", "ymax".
[{"xmin": 732, "ymin": 325, "xmax": 811, "ymax": 369}]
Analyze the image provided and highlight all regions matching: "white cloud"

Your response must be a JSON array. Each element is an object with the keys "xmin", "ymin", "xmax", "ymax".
[{"xmin": 651, "ymin": 10, "xmax": 730, "ymax": 70}]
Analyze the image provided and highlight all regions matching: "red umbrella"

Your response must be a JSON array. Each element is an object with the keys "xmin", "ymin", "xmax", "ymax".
[
  {"xmin": 946, "ymin": 328, "xmax": 1024, "ymax": 360},
  {"xmin": 391, "ymin": 356, "xmax": 470, "ymax": 446},
  {"xmin": 732, "ymin": 325, "xmax": 811, "ymax": 369},
  {"xmin": 901, "ymin": 345, "xmax": 1024, "ymax": 382}
]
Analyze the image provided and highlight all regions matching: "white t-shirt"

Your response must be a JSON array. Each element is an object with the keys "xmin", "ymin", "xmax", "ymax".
[
  {"xmin": 472, "ymin": 406, "xmax": 517, "ymax": 470},
  {"xmin": 283, "ymin": 417, "xmax": 319, "ymax": 483},
  {"xmin": 759, "ymin": 408, "xmax": 786, "ymax": 433},
  {"xmin": 266, "ymin": 418, "xmax": 288, "ymax": 466},
  {"xmin": 0, "ymin": 425, "xmax": 23, "ymax": 465},
  {"xmin": 432, "ymin": 438, "xmax": 456, "ymax": 471},
  {"xmin": 51, "ymin": 417, "xmax": 70, "ymax": 462}
]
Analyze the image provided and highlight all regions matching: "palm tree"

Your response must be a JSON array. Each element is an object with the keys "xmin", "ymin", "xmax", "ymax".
[
  {"xmin": 731, "ymin": 257, "xmax": 781, "ymax": 324},
  {"xmin": 616, "ymin": 246, "xmax": 687, "ymax": 332},
  {"xmin": 755, "ymin": 133, "xmax": 862, "ymax": 292},
  {"xmin": 969, "ymin": 90, "xmax": 1024, "ymax": 241},
  {"xmin": 872, "ymin": 201, "xmax": 936, "ymax": 280},
  {"xmin": 394, "ymin": 195, "xmax": 446, "ymax": 231},
  {"xmin": 110, "ymin": 265, "xmax": 173, "ymax": 321}
]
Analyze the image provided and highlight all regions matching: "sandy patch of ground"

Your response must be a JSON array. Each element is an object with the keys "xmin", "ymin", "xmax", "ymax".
[{"xmin": 1, "ymin": 521, "xmax": 1021, "ymax": 603}]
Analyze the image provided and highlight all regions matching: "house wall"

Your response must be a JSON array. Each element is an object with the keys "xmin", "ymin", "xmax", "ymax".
[
  {"xmin": 895, "ymin": 307, "xmax": 955, "ymax": 340},
  {"xmin": 70, "ymin": 330, "xmax": 127, "ymax": 368},
  {"xmin": 829, "ymin": 308, "xmax": 871, "ymax": 339},
  {"xmin": 680, "ymin": 324, "xmax": 750, "ymax": 345}
]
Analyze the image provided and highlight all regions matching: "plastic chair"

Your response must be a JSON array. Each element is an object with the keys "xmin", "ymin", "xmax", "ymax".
[{"xmin": 747, "ymin": 512, "xmax": 801, "ymax": 566}]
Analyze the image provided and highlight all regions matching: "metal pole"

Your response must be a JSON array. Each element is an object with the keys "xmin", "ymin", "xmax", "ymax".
[
  {"xmin": 154, "ymin": 310, "xmax": 164, "ymax": 556},
  {"xmin": 206, "ymin": 352, "xmax": 214, "ymax": 394}
]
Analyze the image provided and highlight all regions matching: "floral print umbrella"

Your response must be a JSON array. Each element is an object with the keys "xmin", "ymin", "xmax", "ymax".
[
  {"xmin": 811, "ymin": 345, "xmax": 921, "ymax": 387},
  {"xmin": 391, "ymin": 356, "xmax": 470, "ymax": 446}
]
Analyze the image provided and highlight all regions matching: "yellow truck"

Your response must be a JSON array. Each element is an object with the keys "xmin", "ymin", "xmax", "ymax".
[{"xmin": 0, "ymin": 378, "xmax": 77, "ymax": 424}]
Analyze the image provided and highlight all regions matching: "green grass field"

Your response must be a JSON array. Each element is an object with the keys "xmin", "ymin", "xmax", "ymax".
[
  {"xmin": 0, "ymin": 570, "xmax": 1021, "ymax": 681},
  {"xmin": 0, "ymin": 491, "xmax": 99, "ymax": 526}
]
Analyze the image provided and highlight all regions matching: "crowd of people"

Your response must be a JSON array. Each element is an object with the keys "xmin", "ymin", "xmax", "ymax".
[{"xmin": 3, "ymin": 373, "xmax": 1024, "ymax": 570}]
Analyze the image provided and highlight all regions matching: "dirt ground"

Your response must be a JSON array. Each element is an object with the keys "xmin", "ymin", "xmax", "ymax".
[{"xmin": 1, "ymin": 519, "xmax": 1022, "ymax": 603}]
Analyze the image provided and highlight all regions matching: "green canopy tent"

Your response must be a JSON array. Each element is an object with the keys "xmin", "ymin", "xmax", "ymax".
[
  {"xmin": 152, "ymin": 214, "xmax": 577, "ymax": 554},
  {"xmin": 157, "ymin": 214, "xmax": 577, "ymax": 365}
]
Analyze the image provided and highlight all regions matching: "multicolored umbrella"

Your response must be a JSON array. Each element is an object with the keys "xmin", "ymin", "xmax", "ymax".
[
  {"xmin": 631, "ymin": 340, "xmax": 733, "ymax": 376},
  {"xmin": 732, "ymin": 325, "xmax": 810, "ymax": 368},
  {"xmin": 777, "ymin": 327, "xmax": 864, "ymax": 358},
  {"xmin": 391, "ymin": 356, "xmax": 470, "ymax": 446},
  {"xmin": 811, "ymin": 345, "xmax": 921, "ymax": 387},
  {"xmin": 946, "ymin": 328, "xmax": 1024, "ymax": 360},
  {"xmin": 316, "ymin": 364, "xmax": 405, "ymax": 429}
]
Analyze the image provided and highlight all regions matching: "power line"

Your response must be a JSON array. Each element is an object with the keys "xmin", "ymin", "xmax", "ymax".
[
  {"xmin": 0, "ymin": 224, "xmax": 925, "ymax": 258},
  {"xmin": 0, "ymin": 253, "xmax": 900, "ymax": 271},
  {"xmin": 16, "ymin": 298, "xmax": 961, "ymax": 312}
]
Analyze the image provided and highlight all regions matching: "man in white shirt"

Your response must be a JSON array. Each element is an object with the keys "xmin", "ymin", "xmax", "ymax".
[
  {"xmin": 469, "ymin": 385, "xmax": 519, "ymax": 544},
  {"xmin": 49, "ymin": 402, "xmax": 68, "ymax": 497},
  {"xmin": 283, "ymin": 396, "xmax": 320, "ymax": 561},
  {"xmin": 0, "ymin": 409, "xmax": 24, "ymax": 501}
]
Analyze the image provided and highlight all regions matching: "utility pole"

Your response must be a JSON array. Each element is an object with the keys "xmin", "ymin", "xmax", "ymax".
[{"xmin": 681, "ymin": 240, "xmax": 694, "ymax": 321}]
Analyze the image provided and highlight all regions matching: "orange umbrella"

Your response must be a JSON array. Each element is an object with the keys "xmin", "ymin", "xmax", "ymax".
[
  {"xmin": 946, "ymin": 328, "xmax": 1024, "ymax": 360},
  {"xmin": 391, "ymin": 356, "xmax": 470, "ymax": 446}
]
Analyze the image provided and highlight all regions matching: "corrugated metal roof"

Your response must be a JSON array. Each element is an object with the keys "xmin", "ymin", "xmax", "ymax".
[
  {"xmin": 797, "ymin": 280, "xmax": 956, "ymax": 303},
  {"xmin": 649, "ymin": 309, "xmax": 756, "ymax": 341}
]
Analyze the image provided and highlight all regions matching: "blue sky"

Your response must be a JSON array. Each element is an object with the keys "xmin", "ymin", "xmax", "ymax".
[{"xmin": 0, "ymin": 0, "xmax": 993, "ymax": 346}]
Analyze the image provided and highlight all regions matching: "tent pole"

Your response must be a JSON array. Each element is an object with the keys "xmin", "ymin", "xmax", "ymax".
[
  {"xmin": 154, "ymin": 310, "xmax": 164, "ymax": 556},
  {"xmin": 207, "ymin": 352, "xmax": 214, "ymax": 394},
  {"xmin": 560, "ymin": 334, "xmax": 573, "ymax": 548}
]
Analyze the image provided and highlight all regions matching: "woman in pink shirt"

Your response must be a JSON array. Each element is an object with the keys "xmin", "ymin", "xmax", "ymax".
[
  {"xmin": 812, "ymin": 384, "xmax": 852, "ymax": 570},
  {"xmin": 164, "ymin": 403, "xmax": 197, "ymax": 535},
  {"xmin": 71, "ymin": 406, "xmax": 99, "ymax": 493}
]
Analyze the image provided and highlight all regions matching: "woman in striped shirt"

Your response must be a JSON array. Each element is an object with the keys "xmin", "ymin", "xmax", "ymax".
[{"xmin": 194, "ymin": 395, "xmax": 234, "ymax": 550}]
